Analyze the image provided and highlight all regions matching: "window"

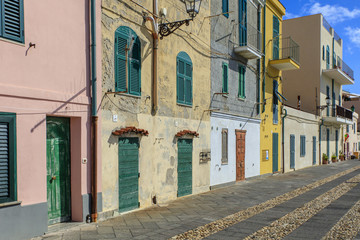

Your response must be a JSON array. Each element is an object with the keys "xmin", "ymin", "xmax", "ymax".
[
  {"xmin": 339, "ymin": 95, "xmax": 341, "ymax": 106},
  {"xmin": 0, "ymin": 113, "xmax": 16, "ymax": 203},
  {"xmin": 238, "ymin": 65, "xmax": 246, "ymax": 98},
  {"xmin": 177, "ymin": 52, "xmax": 193, "ymax": 106},
  {"xmin": 346, "ymin": 124, "xmax": 349, "ymax": 133},
  {"xmin": 354, "ymin": 123, "xmax": 356, "ymax": 134},
  {"xmin": 0, "ymin": 0, "xmax": 24, "ymax": 43},
  {"xmin": 326, "ymin": 86, "xmax": 330, "ymax": 116},
  {"xmin": 300, "ymin": 135, "xmax": 306, "ymax": 157},
  {"xmin": 322, "ymin": 46, "xmax": 325, "ymax": 60},
  {"xmin": 222, "ymin": 0, "xmax": 229, "ymax": 18},
  {"xmin": 221, "ymin": 129, "xmax": 228, "ymax": 164},
  {"xmin": 273, "ymin": 80, "xmax": 279, "ymax": 124},
  {"xmin": 273, "ymin": 15, "xmax": 280, "ymax": 60},
  {"xmin": 239, "ymin": 0, "xmax": 247, "ymax": 45},
  {"xmin": 326, "ymin": 45, "xmax": 330, "ymax": 69},
  {"xmin": 115, "ymin": 26, "xmax": 141, "ymax": 96},
  {"xmin": 222, "ymin": 63, "xmax": 229, "ymax": 93},
  {"xmin": 333, "ymin": 52, "xmax": 336, "ymax": 68}
]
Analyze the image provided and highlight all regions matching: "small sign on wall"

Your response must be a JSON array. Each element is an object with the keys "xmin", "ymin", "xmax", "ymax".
[
  {"xmin": 199, "ymin": 150, "xmax": 211, "ymax": 163},
  {"xmin": 262, "ymin": 150, "xmax": 269, "ymax": 161}
]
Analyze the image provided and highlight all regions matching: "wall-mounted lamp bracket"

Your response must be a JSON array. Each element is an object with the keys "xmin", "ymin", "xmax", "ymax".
[{"xmin": 159, "ymin": 19, "xmax": 192, "ymax": 39}]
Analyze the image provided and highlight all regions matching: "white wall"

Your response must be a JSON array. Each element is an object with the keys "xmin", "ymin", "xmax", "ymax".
[{"xmin": 210, "ymin": 112, "xmax": 260, "ymax": 186}]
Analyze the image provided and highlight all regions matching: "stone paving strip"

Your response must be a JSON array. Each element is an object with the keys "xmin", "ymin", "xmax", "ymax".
[
  {"xmin": 244, "ymin": 173, "xmax": 360, "ymax": 240},
  {"xmin": 169, "ymin": 166, "xmax": 360, "ymax": 240},
  {"xmin": 321, "ymin": 199, "xmax": 360, "ymax": 240}
]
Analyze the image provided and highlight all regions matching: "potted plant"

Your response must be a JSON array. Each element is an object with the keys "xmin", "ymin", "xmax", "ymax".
[
  {"xmin": 331, "ymin": 154, "xmax": 337, "ymax": 163},
  {"xmin": 339, "ymin": 151, "xmax": 345, "ymax": 161},
  {"xmin": 322, "ymin": 153, "xmax": 328, "ymax": 164}
]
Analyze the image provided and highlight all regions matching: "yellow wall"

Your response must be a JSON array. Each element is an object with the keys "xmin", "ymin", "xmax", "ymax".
[
  {"xmin": 101, "ymin": 0, "xmax": 211, "ymax": 213},
  {"xmin": 260, "ymin": 0, "xmax": 285, "ymax": 174}
]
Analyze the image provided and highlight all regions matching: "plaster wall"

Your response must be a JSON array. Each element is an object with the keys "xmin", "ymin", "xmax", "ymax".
[
  {"xmin": 210, "ymin": 113, "xmax": 260, "ymax": 186},
  {"xmin": 101, "ymin": 0, "xmax": 211, "ymax": 212},
  {"xmin": 283, "ymin": 106, "xmax": 320, "ymax": 172},
  {"xmin": 0, "ymin": 0, "xmax": 102, "ymax": 224},
  {"xmin": 282, "ymin": 14, "xmax": 321, "ymax": 114}
]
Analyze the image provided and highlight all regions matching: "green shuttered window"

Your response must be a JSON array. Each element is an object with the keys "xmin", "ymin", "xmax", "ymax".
[
  {"xmin": 300, "ymin": 135, "xmax": 306, "ymax": 157},
  {"xmin": 222, "ymin": 62, "xmax": 228, "ymax": 93},
  {"xmin": 238, "ymin": 65, "xmax": 246, "ymax": 98},
  {"xmin": 273, "ymin": 80, "xmax": 278, "ymax": 124},
  {"xmin": 326, "ymin": 45, "xmax": 330, "ymax": 69},
  {"xmin": 0, "ymin": 0, "xmax": 24, "ymax": 43},
  {"xmin": 239, "ymin": 0, "xmax": 247, "ymax": 45},
  {"xmin": 0, "ymin": 113, "xmax": 16, "ymax": 204},
  {"xmin": 115, "ymin": 26, "xmax": 141, "ymax": 96},
  {"xmin": 222, "ymin": 0, "xmax": 229, "ymax": 18},
  {"xmin": 273, "ymin": 15, "xmax": 280, "ymax": 60},
  {"xmin": 177, "ymin": 52, "xmax": 193, "ymax": 106}
]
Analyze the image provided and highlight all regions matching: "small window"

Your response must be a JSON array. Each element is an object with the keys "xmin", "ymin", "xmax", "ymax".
[
  {"xmin": 177, "ymin": 52, "xmax": 193, "ymax": 106},
  {"xmin": 326, "ymin": 45, "xmax": 330, "ymax": 69},
  {"xmin": 221, "ymin": 129, "xmax": 228, "ymax": 164},
  {"xmin": 273, "ymin": 80, "xmax": 279, "ymax": 124},
  {"xmin": 0, "ymin": 113, "xmax": 17, "ymax": 203},
  {"xmin": 115, "ymin": 26, "xmax": 141, "ymax": 96},
  {"xmin": 273, "ymin": 16, "xmax": 280, "ymax": 60},
  {"xmin": 354, "ymin": 123, "xmax": 356, "ymax": 134},
  {"xmin": 238, "ymin": 65, "xmax": 246, "ymax": 98},
  {"xmin": 0, "ymin": 0, "xmax": 24, "ymax": 43},
  {"xmin": 222, "ymin": 63, "xmax": 229, "ymax": 93},
  {"xmin": 222, "ymin": 0, "xmax": 229, "ymax": 18},
  {"xmin": 347, "ymin": 124, "xmax": 349, "ymax": 133},
  {"xmin": 322, "ymin": 46, "xmax": 325, "ymax": 60},
  {"xmin": 300, "ymin": 135, "xmax": 306, "ymax": 157}
]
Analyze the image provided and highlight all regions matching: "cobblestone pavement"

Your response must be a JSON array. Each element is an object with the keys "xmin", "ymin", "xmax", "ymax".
[{"xmin": 31, "ymin": 160, "xmax": 360, "ymax": 240}]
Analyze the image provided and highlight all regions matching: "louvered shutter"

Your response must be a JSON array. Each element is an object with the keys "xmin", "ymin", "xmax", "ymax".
[
  {"xmin": 129, "ymin": 40, "xmax": 141, "ymax": 95},
  {"xmin": 115, "ymin": 33, "xmax": 127, "ymax": 92},
  {"xmin": 273, "ymin": 16, "xmax": 279, "ymax": 60},
  {"xmin": 0, "ymin": 122, "xmax": 9, "ymax": 199},
  {"xmin": 222, "ymin": 0, "xmax": 229, "ymax": 17},
  {"xmin": 223, "ymin": 64, "xmax": 228, "ymax": 93},
  {"xmin": 177, "ymin": 59, "xmax": 185, "ymax": 104},
  {"xmin": 184, "ymin": 63, "xmax": 192, "ymax": 105},
  {"xmin": 1, "ymin": 0, "xmax": 24, "ymax": 42}
]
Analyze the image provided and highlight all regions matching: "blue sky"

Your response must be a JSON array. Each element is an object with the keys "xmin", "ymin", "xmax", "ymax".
[{"xmin": 282, "ymin": 0, "xmax": 360, "ymax": 94}]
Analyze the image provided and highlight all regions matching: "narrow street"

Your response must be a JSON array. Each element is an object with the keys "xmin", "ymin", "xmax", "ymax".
[{"xmin": 32, "ymin": 160, "xmax": 360, "ymax": 240}]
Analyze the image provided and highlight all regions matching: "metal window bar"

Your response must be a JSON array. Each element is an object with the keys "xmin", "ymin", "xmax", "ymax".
[
  {"xmin": 272, "ymin": 37, "xmax": 300, "ymax": 64},
  {"xmin": 239, "ymin": 23, "xmax": 262, "ymax": 53}
]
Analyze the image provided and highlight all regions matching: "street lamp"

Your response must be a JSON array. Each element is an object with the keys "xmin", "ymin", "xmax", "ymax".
[
  {"xmin": 317, "ymin": 96, "xmax": 331, "ymax": 110},
  {"xmin": 159, "ymin": 0, "xmax": 202, "ymax": 39}
]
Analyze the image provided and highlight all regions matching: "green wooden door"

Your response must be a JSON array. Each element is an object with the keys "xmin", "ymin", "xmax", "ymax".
[
  {"xmin": 46, "ymin": 117, "xmax": 71, "ymax": 224},
  {"xmin": 177, "ymin": 139, "xmax": 192, "ymax": 197},
  {"xmin": 313, "ymin": 136, "xmax": 317, "ymax": 165},
  {"xmin": 118, "ymin": 137, "xmax": 139, "ymax": 212},
  {"xmin": 290, "ymin": 135, "xmax": 295, "ymax": 169},
  {"xmin": 272, "ymin": 133, "xmax": 279, "ymax": 173}
]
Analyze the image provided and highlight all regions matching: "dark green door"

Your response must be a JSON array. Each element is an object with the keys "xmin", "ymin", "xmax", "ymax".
[
  {"xmin": 46, "ymin": 117, "xmax": 71, "ymax": 224},
  {"xmin": 272, "ymin": 133, "xmax": 279, "ymax": 173},
  {"xmin": 290, "ymin": 135, "xmax": 295, "ymax": 169},
  {"xmin": 313, "ymin": 136, "xmax": 317, "ymax": 165},
  {"xmin": 326, "ymin": 128, "xmax": 330, "ymax": 158},
  {"xmin": 335, "ymin": 130, "xmax": 338, "ymax": 157},
  {"xmin": 177, "ymin": 139, "xmax": 192, "ymax": 197},
  {"xmin": 118, "ymin": 137, "xmax": 139, "ymax": 212}
]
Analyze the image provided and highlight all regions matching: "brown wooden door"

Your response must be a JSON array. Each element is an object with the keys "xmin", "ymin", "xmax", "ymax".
[{"xmin": 236, "ymin": 130, "xmax": 246, "ymax": 181}]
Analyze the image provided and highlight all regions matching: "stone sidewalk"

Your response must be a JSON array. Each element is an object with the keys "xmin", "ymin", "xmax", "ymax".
[{"xmin": 31, "ymin": 160, "xmax": 360, "ymax": 240}]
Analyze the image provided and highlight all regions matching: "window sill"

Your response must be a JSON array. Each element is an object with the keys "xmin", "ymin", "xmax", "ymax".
[
  {"xmin": 177, "ymin": 103, "xmax": 192, "ymax": 108},
  {"xmin": 0, "ymin": 37, "xmax": 25, "ymax": 47},
  {"xmin": 238, "ymin": 97, "xmax": 246, "ymax": 101},
  {"xmin": 112, "ymin": 92, "xmax": 141, "ymax": 99},
  {"xmin": 222, "ymin": 94, "xmax": 229, "ymax": 98},
  {"xmin": 0, "ymin": 201, "xmax": 22, "ymax": 208},
  {"xmin": 221, "ymin": 162, "xmax": 228, "ymax": 165}
]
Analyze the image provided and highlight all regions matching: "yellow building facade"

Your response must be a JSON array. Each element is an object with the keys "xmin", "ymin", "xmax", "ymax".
[
  {"xmin": 100, "ymin": 0, "xmax": 211, "ymax": 215},
  {"xmin": 260, "ymin": 0, "xmax": 300, "ymax": 174}
]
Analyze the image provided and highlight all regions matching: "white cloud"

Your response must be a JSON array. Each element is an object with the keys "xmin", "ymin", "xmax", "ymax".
[
  {"xmin": 307, "ymin": 3, "xmax": 360, "ymax": 24},
  {"xmin": 345, "ymin": 27, "xmax": 360, "ymax": 48},
  {"xmin": 284, "ymin": 12, "xmax": 301, "ymax": 20}
]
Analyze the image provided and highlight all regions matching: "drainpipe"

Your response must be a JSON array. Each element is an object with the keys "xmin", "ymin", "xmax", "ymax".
[
  {"xmin": 90, "ymin": 0, "xmax": 98, "ymax": 223},
  {"xmin": 152, "ymin": 0, "xmax": 159, "ymax": 114},
  {"xmin": 262, "ymin": 0, "xmax": 266, "ymax": 113},
  {"xmin": 319, "ymin": 119, "xmax": 324, "ymax": 165},
  {"xmin": 281, "ymin": 108, "xmax": 287, "ymax": 173}
]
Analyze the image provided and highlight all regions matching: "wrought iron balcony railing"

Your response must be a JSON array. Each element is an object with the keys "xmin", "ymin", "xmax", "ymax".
[
  {"xmin": 272, "ymin": 37, "xmax": 300, "ymax": 65},
  {"xmin": 238, "ymin": 23, "xmax": 262, "ymax": 53},
  {"xmin": 332, "ymin": 56, "xmax": 355, "ymax": 80},
  {"xmin": 334, "ymin": 105, "xmax": 353, "ymax": 120}
]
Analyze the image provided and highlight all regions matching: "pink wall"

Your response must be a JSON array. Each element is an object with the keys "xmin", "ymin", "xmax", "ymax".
[{"xmin": 0, "ymin": 0, "xmax": 102, "ymax": 219}]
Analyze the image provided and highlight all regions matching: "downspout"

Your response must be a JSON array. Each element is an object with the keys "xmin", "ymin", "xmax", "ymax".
[
  {"xmin": 319, "ymin": 119, "xmax": 324, "ymax": 165},
  {"xmin": 90, "ymin": 0, "xmax": 98, "ymax": 223},
  {"xmin": 281, "ymin": 108, "xmax": 287, "ymax": 173},
  {"xmin": 262, "ymin": 0, "xmax": 266, "ymax": 113},
  {"xmin": 152, "ymin": 0, "xmax": 159, "ymax": 114}
]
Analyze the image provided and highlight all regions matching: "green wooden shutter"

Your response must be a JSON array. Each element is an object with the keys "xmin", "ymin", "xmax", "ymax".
[
  {"xmin": 326, "ymin": 45, "xmax": 330, "ymax": 69},
  {"xmin": 1, "ymin": 0, "xmax": 24, "ymax": 43},
  {"xmin": 0, "ymin": 113, "xmax": 16, "ymax": 204},
  {"xmin": 290, "ymin": 135, "xmax": 295, "ymax": 169},
  {"xmin": 273, "ymin": 80, "xmax": 278, "ymax": 124},
  {"xmin": 273, "ymin": 16, "xmax": 279, "ymax": 60},
  {"xmin": 313, "ymin": 136, "xmax": 316, "ymax": 165},
  {"xmin": 222, "ymin": 0, "xmax": 229, "ymax": 18},
  {"xmin": 184, "ymin": 63, "xmax": 192, "ymax": 105},
  {"xmin": 129, "ymin": 40, "xmax": 141, "ymax": 95},
  {"xmin": 272, "ymin": 133, "xmax": 279, "ymax": 173},
  {"xmin": 222, "ymin": 63, "xmax": 228, "ymax": 93},
  {"xmin": 178, "ymin": 139, "xmax": 192, "ymax": 197},
  {"xmin": 177, "ymin": 59, "xmax": 185, "ymax": 104},
  {"xmin": 115, "ymin": 33, "xmax": 127, "ymax": 92},
  {"xmin": 239, "ymin": 0, "xmax": 247, "ymax": 46},
  {"xmin": 300, "ymin": 136, "xmax": 306, "ymax": 156},
  {"xmin": 238, "ymin": 66, "xmax": 246, "ymax": 98}
]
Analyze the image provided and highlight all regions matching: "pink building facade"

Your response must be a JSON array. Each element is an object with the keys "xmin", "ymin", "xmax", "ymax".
[{"xmin": 0, "ymin": 1, "xmax": 102, "ymax": 239}]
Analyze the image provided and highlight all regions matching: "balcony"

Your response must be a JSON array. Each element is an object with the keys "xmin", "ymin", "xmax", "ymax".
[
  {"xmin": 269, "ymin": 37, "xmax": 300, "ymax": 71},
  {"xmin": 322, "ymin": 105, "xmax": 353, "ymax": 125},
  {"xmin": 234, "ymin": 24, "xmax": 262, "ymax": 59},
  {"xmin": 323, "ymin": 56, "xmax": 354, "ymax": 85}
]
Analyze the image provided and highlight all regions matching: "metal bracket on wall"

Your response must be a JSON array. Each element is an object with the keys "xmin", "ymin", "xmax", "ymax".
[{"xmin": 159, "ymin": 19, "xmax": 192, "ymax": 39}]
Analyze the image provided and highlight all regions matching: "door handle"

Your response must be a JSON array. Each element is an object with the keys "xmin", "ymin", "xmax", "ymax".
[{"xmin": 51, "ymin": 176, "xmax": 56, "ymax": 180}]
